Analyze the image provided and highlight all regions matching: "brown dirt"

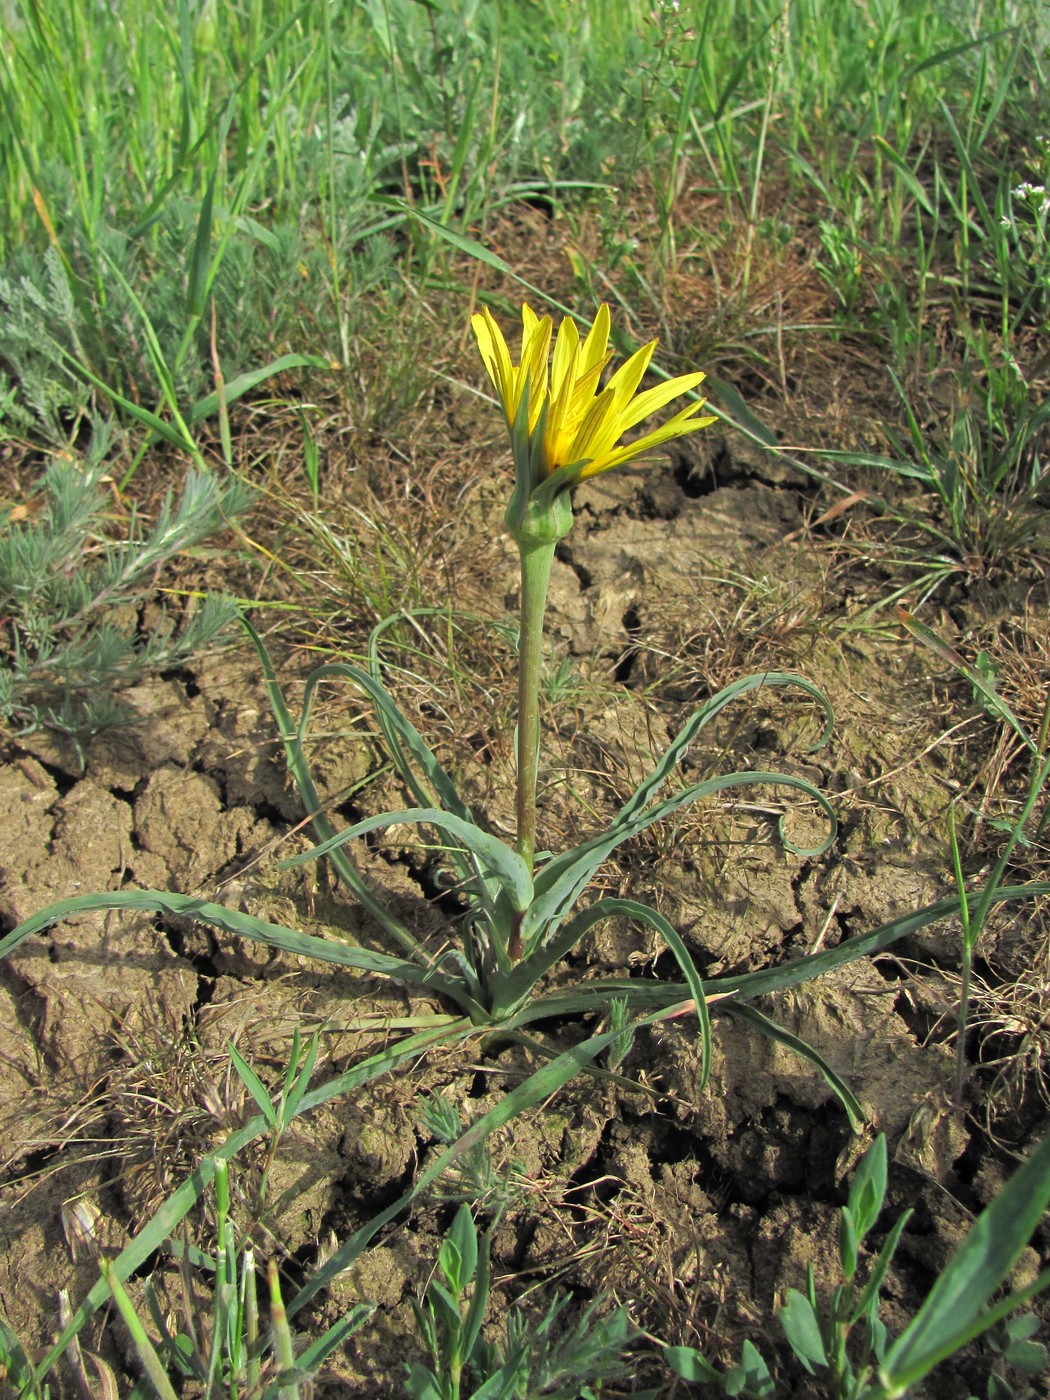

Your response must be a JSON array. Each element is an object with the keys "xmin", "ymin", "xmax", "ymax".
[{"xmin": 2, "ymin": 344, "xmax": 1049, "ymax": 1396}]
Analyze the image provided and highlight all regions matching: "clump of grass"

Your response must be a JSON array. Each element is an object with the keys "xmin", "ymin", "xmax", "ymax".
[
  {"xmin": 0, "ymin": 1154, "xmax": 374, "ymax": 1400},
  {"xmin": 407, "ymin": 1202, "xmax": 637, "ymax": 1400},
  {"xmin": 882, "ymin": 350, "xmax": 1049, "ymax": 573}
]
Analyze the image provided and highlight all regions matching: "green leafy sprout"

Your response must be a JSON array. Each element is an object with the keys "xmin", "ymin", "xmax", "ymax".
[
  {"xmin": 666, "ymin": 1131, "xmax": 1050, "ymax": 1399},
  {"xmin": 406, "ymin": 1203, "xmax": 638, "ymax": 1400}
]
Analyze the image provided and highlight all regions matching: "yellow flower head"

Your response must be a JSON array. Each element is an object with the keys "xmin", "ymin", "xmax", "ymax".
[{"xmin": 472, "ymin": 302, "xmax": 716, "ymax": 488}]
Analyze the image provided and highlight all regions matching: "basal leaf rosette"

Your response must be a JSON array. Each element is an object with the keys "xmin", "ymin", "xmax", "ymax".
[{"xmin": 472, "ymin": 302, "xmax": 716, "ymax": 545}]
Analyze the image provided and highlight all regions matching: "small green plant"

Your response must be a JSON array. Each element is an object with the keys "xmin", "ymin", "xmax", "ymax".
[
  {"xmin": 0, "ymin": 426, "xmax": 253, "ymax": 755},
  {"xmin": 228, "ymin": 1028, "xmax": 320, "ymax": 1214},
  {"xmin": 815, "ymin": 350, "xmax": 1048, "ymax": 592},
  {"xmin": 0, "ymin": 1155, "xmax": 373, "ymax": 1400},
  {"xmin": 975, "ymin": 1315, "xmax": 1048, "ymax": 1400},
  {"xmin": 885, "ymin": 354, "xmax": 1049, "ymax": 570},
  {"xmin": 4, "ymin": 303, "xmax": 1050, "ymax": 1391},
  {"xmin": 665, "ymin": 1130, "xmax": 1050, "ymax": 1398},
  {"xmin": 1003, "ymin": 158, "xmax": 1050, "ymax": 331},
  {"xmin": 417, "ymin": 1092, "xmax": 529, "ymax": 1214},
  {"xmin": 814, "ymin": 215, "xmax": 867, "ymax": 316},
  {"xmin": 406, "ymin": 1203, "xmax": 639, "ymax": 1400},
  {"xmin": 896, "ymin": 611, "xmax": 1050, "ymax": 1103}
]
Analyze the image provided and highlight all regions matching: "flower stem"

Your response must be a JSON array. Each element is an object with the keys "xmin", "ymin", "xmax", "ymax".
[{"xmin": 515, "ymin": 539, "xmax": 557, "ymax": 877}]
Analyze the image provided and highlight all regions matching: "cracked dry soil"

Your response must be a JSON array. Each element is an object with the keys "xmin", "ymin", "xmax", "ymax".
[{"xmin": 1, "ymin": 431, "xmax": 1048, "ymax": 1396}]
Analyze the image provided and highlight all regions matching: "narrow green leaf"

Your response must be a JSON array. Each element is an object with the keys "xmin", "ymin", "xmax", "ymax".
[
  {"xmin": 848, "ymin": 1135, "xmax": 888, "ymax": 1239},
  {"xmin": 902, "ymin": 25, "xmax": 1017, "ymax": 80},
  {"xmin": 779, "ymin": 1289, "xmax": 828, "ymax": 1372},
  {"xmin": 460, "ymin": 1234, "xmax": 491, "ymax": 1364},
  {"xmin": 313, "ymin": 654, "xmax": 473, "ymax": 823},
  {"xmin": 228, "ymin": 1042, "xmax": 276, "ymax": 1127},
  {"xmin": 525, "ymin": 763, "xmax": 836, "ymax": 950},
  {"xmin": 897, "ymin": 610, "xmax": 1035, "ymax": 753},
  {"xmin": 188, "ymin": 353, "xmax": 331, "ymax": 423},
  {"xmin": 281, "ymin": 1029, "xmax": 304, "ymax": 1109},
  {"xmin": 503, "ymin": 897, "xmax": 713, "ymax": 1087},
  {"xmin": 186, "ymin": 165, "xmax": 218, "ymax": 320},
  {"xmin": 448, "ymin": 1205, "xmax": 478, "ymax": 1285},
  {"xmin": 297, "ymin": 654, "xmax": 480, "ymax": 901},
  {"xmin": 839, "ymin": 1207, "xmax": 859, "ymax": 1283},
  {"xmin": 851, "ymin": 1209, "xmax": 912, "ymax": 1328},
  {"xmin": 707, "ymin": 883, "xmax": 1050, "ymax": 1004},
  {"xmin": 292, "ymin": 1304, "xmax": 376, "ymax": 1374},
  {"xmin": 664, "ymin": 1345, "xmax": 721, "ymax": 1382},
  {"xmin": 285, "ymin": 805, "xmax": 531, "ymax": 913},
  {"xmin": 880, "ymin": 1129, "xmax": 1050, "ymax": 1389},
  {"xmin": 872, "ymin": 136, "xmax": 935, "ymax": 216},
  {"xmin": 54, "ymin": 344, "xmax": 198, "ymax": 453},
  {"xmin": 240, "ymin": 619, "xmax": 446, "ymax": 970},
  {"xmin": 377, "ymin": 198, "xmax": 513, "ymax": 274},
  {"xmin": 935, "ymin": 97, "xmax": 992, "ymax": 230},
  {"xmin": 0, "ymin": 888, "xmax": 460, "ymax": 996},
  {"xmin": 101, "ymin": 1262, "xmax": 181, "ymax": 1400},
  {"xmin": 284, "ymin": 1032, "xmax": 320, "ymax": 1122}
]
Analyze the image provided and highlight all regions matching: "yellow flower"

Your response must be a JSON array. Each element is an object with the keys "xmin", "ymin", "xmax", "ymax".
[{"xmin": 472, "ymin": 302, "xmax": 716, "ymax": 486}]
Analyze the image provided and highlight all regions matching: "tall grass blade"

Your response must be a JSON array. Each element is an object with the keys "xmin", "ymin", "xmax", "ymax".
[
  {"xmin": 187, "ymin": 164, "xmax": 219, "ymax": 322},
  {"xmin": 101, "ymin": 1262, "xmax": 181, "ymax": 1400},
  {"xmin": 188, "ymin": 353, "xmax": 330, "ymax": 423},
  {"xmin": 896, "ymin": 609, "xmax": 1036, "ymax": 753},
  {"xmin": 525, "ymin": 767, "xmax": 836, "ymax": 950},
  {"xmin": 0, "ymin": 888, "xmax": 476, "ymax": 1010},
  {"xmin": 284, "ymin": 805, "xmax": 533, "ymax": 915}
]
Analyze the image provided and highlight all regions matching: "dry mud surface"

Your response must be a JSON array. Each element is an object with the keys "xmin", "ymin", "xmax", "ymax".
[{"xmin": 2, "ymin": 431, "xmax": 1048, "ymax": 1396}]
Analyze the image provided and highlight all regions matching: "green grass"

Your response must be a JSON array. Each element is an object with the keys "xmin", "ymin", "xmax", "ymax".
[{"xmin": 1, "ymin": 0, "xmax": 1045, "ymax": 439}]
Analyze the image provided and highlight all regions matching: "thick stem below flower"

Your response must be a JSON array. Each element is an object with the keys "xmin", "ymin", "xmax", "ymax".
[{"xmin": 515, "ymin": 539, "xmax": 558, "ymax": 879}]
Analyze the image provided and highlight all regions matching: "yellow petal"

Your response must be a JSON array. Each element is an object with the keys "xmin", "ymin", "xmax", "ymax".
[
  {"xmin": 579, "ymin": 304, "xmax": 611, "ymax": 376},
  {"xmin": 564, "ymin": 384, "xmax": 623, "ymax": 465},
  {"xmin": 617, "ymin": 371, "xmax": 707, "ymax": 432},
  {"xmin": 521, "ymin": 303, "xmax": 541, "ymax": 354},
  {"xmin": 579, "ymin": 403, "xmax": 716, "ymax": 479},
  {"xmin": 550, "ymin": 315, "xmax": 581, "ymax": 401},
  {"xmin": 604, "ymin": 339, "xmax": 656, "ymax": 413},
  {"xmin": 521, "ymin": 315, "xmax": 553, "ymax": 429},
  {"xmin": 471, "ymin": 310, "xmax": 504, "ymax": 386},
  {"xmin": 546, "ymin": 342, "xmax": 581, "ymax": 456}
]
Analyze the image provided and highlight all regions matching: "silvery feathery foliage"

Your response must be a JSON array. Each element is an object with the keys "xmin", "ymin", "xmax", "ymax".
[
  {"xmin": 0, "ymin": 420, "xmax": 254, "ymax": 754},
  {"xmin": 0, "ymin": 245, "xmax": 93, "ymax": 441}
]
